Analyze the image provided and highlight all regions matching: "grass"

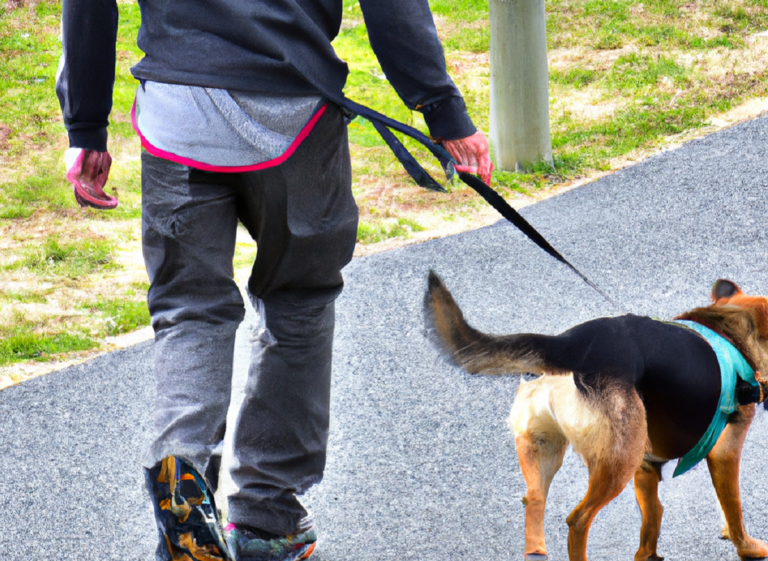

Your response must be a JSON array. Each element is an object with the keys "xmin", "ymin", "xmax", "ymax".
[
  {"xmin": 0, "ymin": 327, "xmax": 96, "ymax": 366},
  {"xmin": 357, "ymin": 217, "xmax": 427, "ymax": 245},
  {"xmin": 5, "ymin": 0, "xmax": 768, "ymax": 371},
  {"xmin": 0, "ymin": 0, "xmax": 148, "ymax": 373},
  {"xmin": 82, "ymin": 299, "xmax": 151, "ymax": 337},
  {"xmin": 3, "ymin": 236, "xmax": 115, "ymax": 277}
]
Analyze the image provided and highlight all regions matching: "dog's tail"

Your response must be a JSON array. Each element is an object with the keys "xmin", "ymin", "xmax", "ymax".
[{"xmin": 424, "ymin": 271, "xmax": 564, "ymax": 375}]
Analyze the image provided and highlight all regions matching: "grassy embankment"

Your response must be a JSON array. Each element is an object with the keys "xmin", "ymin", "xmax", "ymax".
[{"xmin": 3, "ymin": 0, "xmax": 768, "ymax": 377}]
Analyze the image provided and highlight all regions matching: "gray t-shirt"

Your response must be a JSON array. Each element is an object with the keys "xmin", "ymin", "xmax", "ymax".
[{"xmin": 133, "ymin": 81, "xmax": 325, "ymax": 169}]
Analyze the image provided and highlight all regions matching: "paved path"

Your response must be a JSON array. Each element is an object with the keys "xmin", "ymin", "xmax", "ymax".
[{"xmin": 3, "ymin": 115, "xmax": 768, "ymax": 560}]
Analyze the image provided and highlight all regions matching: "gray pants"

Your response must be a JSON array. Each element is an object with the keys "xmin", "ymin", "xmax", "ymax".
[{"xmin": 140, "ymin": 104, "xmax": 358, "ymax": 535}]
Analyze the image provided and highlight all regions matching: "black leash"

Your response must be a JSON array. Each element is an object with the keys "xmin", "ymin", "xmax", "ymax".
[
  {"xmin": 457, "ymin": 172, "xmax": 620, "ymax": 308},
  {"xmin": 340, "ymin": 99, "xmax": 620, "ymax": 309}
]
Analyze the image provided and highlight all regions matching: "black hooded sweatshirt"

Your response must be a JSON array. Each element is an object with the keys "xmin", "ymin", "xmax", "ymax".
[{"xmin": 57, "ymin": 0, "xmax": 477, "ymax": 152}]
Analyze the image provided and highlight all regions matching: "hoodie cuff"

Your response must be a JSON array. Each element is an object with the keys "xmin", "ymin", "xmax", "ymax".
[
  {"xmin": 67, "ymin": 127, "xmax": 109, "ymax": 152},
  {"xmin": 421, "ymin": 96, "xmax": 477, "ymax": 142}
]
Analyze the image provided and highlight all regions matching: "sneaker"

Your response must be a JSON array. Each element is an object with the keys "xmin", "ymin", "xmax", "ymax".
[
  {"xmin": 145, "ymin": 456, "xmax": 233, "ymax": 561},
  {"xmin": 224, "ymin": 518, "xmax": 317, "ymax": 561}
]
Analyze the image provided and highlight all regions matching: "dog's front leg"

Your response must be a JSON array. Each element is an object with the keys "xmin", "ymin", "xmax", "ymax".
[
  {"xmin": 633, "ymin": 461, "xmax": 665, "ymax": 561},
  {"xmin": 515, "ymin": 432, "xmax": 567, "ymax": 560},
  {"xmin": 706, "ymin": 403, "xmax": 768, "ymax": 560}
]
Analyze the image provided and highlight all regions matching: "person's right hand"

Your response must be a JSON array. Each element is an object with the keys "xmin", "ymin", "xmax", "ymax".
[
  {"xmin": 442, "ymin": 131, "xmax": 494, "ymax": 185},
  {"xmin": 65, "ymin": 148, "xmax": 118, "ymax": 209}
]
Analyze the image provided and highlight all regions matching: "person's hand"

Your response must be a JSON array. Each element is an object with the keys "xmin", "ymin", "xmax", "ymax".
[
  {"xmin": 65, "ymin": 148, "xmax": 118, "ymax": 209},
  {"xmin": 443, "ymin": 131, "xmax": 493, "ymax": 185}
]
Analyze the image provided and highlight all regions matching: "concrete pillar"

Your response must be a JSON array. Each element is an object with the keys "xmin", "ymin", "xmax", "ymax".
[{"xmin": 489, "ymin": 0, "xmax": 553, "ymax": 171}]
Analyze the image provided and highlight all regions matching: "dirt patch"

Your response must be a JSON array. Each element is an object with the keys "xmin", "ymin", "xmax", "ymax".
[
  {"xmin": 5, "ymin": 0, "xmax": 40, "ymax": 9},
  {"xmin": 0, "ymin": 123, "xmax": 10, "ymax": 148},
  {"xmin": 550, "ymin": 45, "xmax": 639, "ymax": 73},
  {"xmin": 552, "ymin": 88, "xmax": 623, "ymax": 121}
]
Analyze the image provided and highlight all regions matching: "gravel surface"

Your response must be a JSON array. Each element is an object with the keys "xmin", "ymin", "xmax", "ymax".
[{"xmin": 3, "ymin": 115, "xmax": 768, "ymax": 560}]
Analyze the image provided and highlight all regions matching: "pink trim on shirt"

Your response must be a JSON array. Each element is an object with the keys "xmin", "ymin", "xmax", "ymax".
[{"xmin": 131, "ymin": 98, "xmax": 327, "ymax": 173}]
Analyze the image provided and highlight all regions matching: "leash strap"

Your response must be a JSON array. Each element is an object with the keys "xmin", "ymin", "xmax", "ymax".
[
  {"xmin": 341, "ymin": 99, "xmax": 618, "ymax": 308},
  {"xmin": 342, "ymin": 99, "xmax": 454, "ymax": 192},
  {"xmin": 457, "ymin": 171, "xmax": 618, "ymax": 307}
]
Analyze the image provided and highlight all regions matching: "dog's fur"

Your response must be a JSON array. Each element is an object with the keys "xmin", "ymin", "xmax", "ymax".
[{"xmin": 425, "ymin": 271, "xmax": 768, "ymax": 561}]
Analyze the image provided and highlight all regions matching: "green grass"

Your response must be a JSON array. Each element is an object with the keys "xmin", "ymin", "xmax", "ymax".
[
  {"xmin": 550, "ymin": 67, "xmax": 599, "ymax": 89},
  {"xmin": 1, "ymin": 290, "xmax": 48, "ymax": 304},
  {"xmin": 0, "ymin": 2, "xmax": 145, "ymax": 367},
  {"xmin": 547, "ymin": 0, "xmax": 768, "ymax": 50},
  {"xmin": 357, "ymin": 217, "xmax": 427, "ymax": 244},
  {"xmin": 0, "ymin": 2, "xmax": 62, "ymax": 157},
  {"xmin": 4, "ymin": 236, "xmax": 115, "ymax": 278},
  {"xmin": 233, "ymin": 229, "xmax": 258, "ymax": 272},
  {"xmin": 606, "ymin": 53, "xmax": 688, "ymax": 90},
  {"xmin": 0, "ymin": 325, "xmax": 96, "ymax": 366},
  {"xmin": 0, "ymin": 291, "xmax": 152, "ymax": 367},
  {"xmin": 83, "ymin": 299, "xmax": 151, "ymax": 337}
]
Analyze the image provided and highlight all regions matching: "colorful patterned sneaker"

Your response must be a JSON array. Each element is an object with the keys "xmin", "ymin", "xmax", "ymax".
[
  {"xmin": 145, "ymin": 456, "xmax": 233, "ymax": 561},
  {"xmin": 224, "ymin": 518, "xmax": 317, "ymax": 561}
]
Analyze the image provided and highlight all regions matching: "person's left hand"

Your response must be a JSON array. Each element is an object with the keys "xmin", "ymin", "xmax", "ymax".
[{"xmin": 443, "ymin": 131, "xmax": 493, "ymax": 185}]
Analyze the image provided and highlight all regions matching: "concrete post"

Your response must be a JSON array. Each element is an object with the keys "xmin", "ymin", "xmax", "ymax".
[{"xmin": 489, "ymin": 0, "xmax": 553, "ymax": 171}]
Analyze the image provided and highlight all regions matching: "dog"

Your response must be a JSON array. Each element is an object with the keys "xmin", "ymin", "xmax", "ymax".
[{"xmin": 424, "ymin": 271, "xmax": 768, "ymax": 561}]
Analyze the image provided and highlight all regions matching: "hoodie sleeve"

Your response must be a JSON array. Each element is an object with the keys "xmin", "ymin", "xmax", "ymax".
[
  {"xmin": 358, "ymin": 0, "xmax": 477, "ymax": 141},
  {"xmin": 56, "ymin": 0, "xmax": 119, "ymax": 151}
]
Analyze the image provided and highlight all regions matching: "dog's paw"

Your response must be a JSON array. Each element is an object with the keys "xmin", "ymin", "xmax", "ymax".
[
  {"xmin": 634, "ymin": 553, "xmax": 664, "ymax": 561},
  {"xmin": 524, "ymin": 554, "xmax": 548, "ymax": 561},
  {"xmin": 737, "ymin": 537, "xmax": 768, "ymax": 560}
]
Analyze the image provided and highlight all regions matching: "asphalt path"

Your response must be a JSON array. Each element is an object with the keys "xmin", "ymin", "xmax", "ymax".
[{"xmin": 3, "ymin": 115, "xmax": 768, "ymax": 560}]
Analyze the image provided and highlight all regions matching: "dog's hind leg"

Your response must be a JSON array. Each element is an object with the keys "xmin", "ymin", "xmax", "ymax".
[
  {"xmin": 565, "ymin": 459, "xmax": 639, "ymax": 561},
  {"xmin": 516, "ymin": 430, "xmax": 568, "ymax": 560},
  {"xmin": 510, "ymin": 377, "xmax": 571, "ymax": 560},
  {"xmin": 633, "ymin": 461, "xmax": 664, "ymax": 561},
  {"xmin": 706, "ymin": 403, "xmax": 768, "ymax": 560},
  {"xmin": 565, "ymin": 387, "xmax": 646, "ymax": 561}
]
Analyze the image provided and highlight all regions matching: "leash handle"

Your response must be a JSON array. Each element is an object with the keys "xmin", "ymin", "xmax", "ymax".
[
  {"xmin": 343, "ymin": 99, "xmax": 455, "ymax": 172},
  {"xmin": 343, "ymin": 100, "xmax": 454, "ymax": 192},
  {"xmin": 368, "ymin": 118, "xmax": 447, "ymax": 192}
]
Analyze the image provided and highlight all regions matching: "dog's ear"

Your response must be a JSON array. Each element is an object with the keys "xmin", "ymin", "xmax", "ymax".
[{"xmin": 712, "ymin": 279, "xmax": 742, "ymax": 303}]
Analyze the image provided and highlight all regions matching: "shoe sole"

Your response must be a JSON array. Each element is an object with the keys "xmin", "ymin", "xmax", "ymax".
[
  {"xmin": 298, "ymin": 542, "xmax": 317, "ymax": 559},
  {"xmin": 300, "ymin": 542, "xmax": 316, "ymax": 559}
]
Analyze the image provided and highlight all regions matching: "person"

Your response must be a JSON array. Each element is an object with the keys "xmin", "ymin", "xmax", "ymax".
[{"xmin": 57, "ymin": 1, "xmax": 492, "ymax": 560}]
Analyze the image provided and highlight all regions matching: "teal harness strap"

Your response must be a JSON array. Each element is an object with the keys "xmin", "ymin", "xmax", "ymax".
[{"xmin": 671, "ymin": 320, "xmax": 757, "ymax": 477}]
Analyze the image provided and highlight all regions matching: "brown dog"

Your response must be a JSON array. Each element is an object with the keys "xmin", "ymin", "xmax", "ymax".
[{"xmin": 425, "ymin": 271, "xmax": 768, "ymax": 561}]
